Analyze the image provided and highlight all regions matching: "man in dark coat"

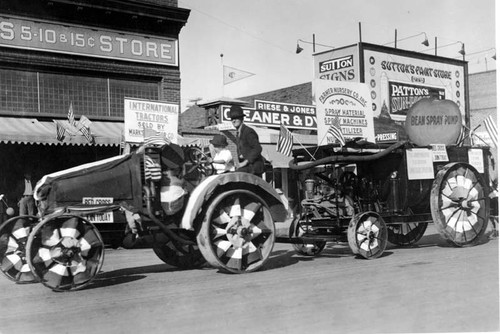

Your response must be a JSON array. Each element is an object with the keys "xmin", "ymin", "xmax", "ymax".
[{"xmin": 229, "ymin": 105, "xmax": 264, "ymax": 176}]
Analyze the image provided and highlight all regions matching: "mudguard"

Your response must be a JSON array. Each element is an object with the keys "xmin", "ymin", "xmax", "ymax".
[{"xmin": 181, "ymin": 172, "xmax": 288, "ymax": 230}]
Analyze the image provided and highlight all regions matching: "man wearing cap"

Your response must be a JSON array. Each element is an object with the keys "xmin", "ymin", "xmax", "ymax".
[
  {"xmin": 209, "ymin": 134, "xmax": 235, "ymax": 174},
  {"xmin": 229, "ymin": 105, "xmax": 264, "ymax": 176}
]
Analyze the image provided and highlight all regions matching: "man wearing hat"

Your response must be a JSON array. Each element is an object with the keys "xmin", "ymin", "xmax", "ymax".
[
  {"xmin": 229, "ymin": 105, "xmax": 264, "ymax": 176},
  {"xmin": 209, "ymin": 134, "xmax": 235, "ymax": 174}
]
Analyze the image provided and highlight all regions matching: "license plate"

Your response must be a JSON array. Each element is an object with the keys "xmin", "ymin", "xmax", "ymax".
[
  {"xmin": 84, "ymin": 212, "xmax": 114, "ymax": 223},
  {"xmin": 82, "ymin": 197, "xmax": 114, "ymax": 223}
]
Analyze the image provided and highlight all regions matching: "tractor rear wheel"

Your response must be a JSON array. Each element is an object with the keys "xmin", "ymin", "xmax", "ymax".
[
  {"xmin": 152, "ymin": 231, "xmax": 206, "ymax": 269},
  {"xmin": 387, "ymin": 222, "xmax": 427, "ymax": 246},
  {"xmin": 430, "ymin": 162, "xmax": 489, "ymax": 246},
  {"xmin": 197, "ymin": 190, "xmax": 275, "ymax": 273}
]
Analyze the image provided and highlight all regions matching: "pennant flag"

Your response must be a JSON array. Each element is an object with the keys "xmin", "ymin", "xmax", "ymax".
[
  {"xmin": 143, "ymin": 128, "xmax": 170, "ymax": 147},
  {"xmin": 484, "ymin": 115, "xmax": 498, "ymax": 148},
  {"xmin": 223, "ymin": 65, "xmax": 254, "ymax": 85},
  {"xmin": 67, "ymin": 103, "xmax": 76, "ymax": 126},
  {"xmin": 327, "ymin": 117, "xmax": 345, "ymax": 146},
  {"xmin": 277, "ymin": 124, "xmax": 294, "ymax": 156},
  {"xmin": 54, "ymin": 120, "xmax": 66, "ymax": 141}
]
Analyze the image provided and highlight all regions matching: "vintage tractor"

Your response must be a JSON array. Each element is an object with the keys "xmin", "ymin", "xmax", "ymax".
[
  {"xmin": 279, "ymin": 142, "xmax": 491, "ymax": 258},
  {"xmin": 279, "ymin": 99, "xmax": 492, "ymax": 258},
  {"xmin": 0, "ymin": 144, "xmax": 287, "ymax": 291}
]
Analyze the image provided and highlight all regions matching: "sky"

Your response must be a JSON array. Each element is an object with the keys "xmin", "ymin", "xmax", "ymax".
[{"xmin": 177, "ymin": 0, "xmax": 497, "ymax": 111}]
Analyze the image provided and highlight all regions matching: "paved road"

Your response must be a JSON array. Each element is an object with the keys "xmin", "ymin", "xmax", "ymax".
[{"xmin": 0, "ymin": 224, "xmax": 498, "ymax": 334}]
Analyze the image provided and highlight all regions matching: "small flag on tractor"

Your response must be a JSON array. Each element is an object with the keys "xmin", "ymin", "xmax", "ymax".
[
  {"xmin": 327, "ymin": 117, "xmax": 345, "ymax": 146},
  {"xmin": 277, "ymin": 124, "xmax": 293, "ymax": 156},
  {"xmin": 143, "ymin": 128, "xmax": 170, "ymax": 147}
]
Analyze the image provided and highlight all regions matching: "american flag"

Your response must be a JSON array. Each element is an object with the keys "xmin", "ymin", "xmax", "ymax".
[
  {"xmin": 77, "ymin": 115, "xmax": 94, "ymax": 143},
  {"xmin": 79, "ymin": 126, "xmax": 94, "ymax": 144},
  {"xmin": 327, "ymin": 117, "xmax": 345, "ymax": 146},
  {"xmin": 483, "ymin": 115, "xmax": 498, "ymax": 148},
  {"xmin": 55, "ymin": 121, "xmax": 66, "ymax": 141},
  {"xmin": 67, "ymin": 102, "xmax": 76, "ymax": 126},
  {"xmin": 277, "ymin": 124, "xmax": 293, "ymax": 156},
  {"xmin": 144, "ymin": 155, "xmax": 162, "ymax": 181},
  {"xmin": 77, "ymin": 115, "xmax": 92, "ymax": 129},
  {"xmin": 143, "ymin": 128, "xmax": 170, "ymax": 146}
]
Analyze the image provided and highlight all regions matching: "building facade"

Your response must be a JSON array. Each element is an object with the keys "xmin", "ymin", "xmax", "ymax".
[{"xmin": 0, "ymin": 1, "xmax": 189, "ymax": 225}]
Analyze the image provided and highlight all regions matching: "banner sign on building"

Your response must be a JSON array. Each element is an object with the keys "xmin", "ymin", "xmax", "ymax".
[
  {"xmin": 0, "ymin": 16, "xmax": 178, "ymax": 66},
  {"xmin": 314, "ymin": 80, "xmax": 375, "ymax": 146},
  {"xmin": 220, "ymin": 100, "xmax": 317, "ymax": 130},
  {"xmin": 124, "ymin": 98, "xmax": 179, "ymax": 144},
  {"xmin": 313, "ymin": 44, "xmax": 467, "ymax": 143},
  {"xmin": 388, "ymin": 81, "xmax": 446, "ymax": 121}
]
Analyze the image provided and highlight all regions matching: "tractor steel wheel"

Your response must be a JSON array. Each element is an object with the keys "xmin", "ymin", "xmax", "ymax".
[
  {"xmin": 0, "ymin": 216, "xmax": 39, "ymax": 283},
  {"xmin": 152, "ymin": 231, "xmax": 206, "ymax": 269},
  {"xmin": 197, "ymin": 190, "xmax": 275, "ymax": 273},
  {"xmin": 26, "ymin": 215, "xmax": 105, "ymax": 291},
  {"xmin": 387, "ymin": 222, "xmax": 428, "ymax": 246},
  {"xmin": 289, "ymin": 215, "xmax": 326, "ymax": 256},
  {"xmin": 347, "ymin": 211, "xmax": 387, "ymax": 259},
  {"xmin": 430, "ymin": 162, "xmax": 489, "ymax": 246}
]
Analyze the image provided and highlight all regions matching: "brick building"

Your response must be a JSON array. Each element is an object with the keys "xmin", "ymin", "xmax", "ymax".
[{"xmin": 0, "ymin": 0, "xmax": 190, "ymax": 219}]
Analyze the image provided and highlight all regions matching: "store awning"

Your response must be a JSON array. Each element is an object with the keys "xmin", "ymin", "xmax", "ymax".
[{"xmin": 0, "ymin": 116, "xmax": 123, "ymax": 146}]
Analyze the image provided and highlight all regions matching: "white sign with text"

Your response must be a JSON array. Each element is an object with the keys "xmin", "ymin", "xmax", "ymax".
[
  {"xmin": 406, "ymin": 148, "xmax": 435, "ymax": 180},
  {"xmin": 314, "ymin": 80, "xmax": 375, "ymax": 146},
  {"xmin": 124, "ymin": 98, "xmax": 179, "ymax": 144}
]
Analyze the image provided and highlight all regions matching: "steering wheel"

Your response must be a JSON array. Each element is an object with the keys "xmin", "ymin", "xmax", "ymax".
[{"xmin": 185, "ymin": 147, "xmax": 215, "ymax": 177}]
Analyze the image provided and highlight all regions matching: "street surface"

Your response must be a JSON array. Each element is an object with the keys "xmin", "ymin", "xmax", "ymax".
[{"xmin": 0, "ymin": 224, "xmax": 498, "ymax": 334}]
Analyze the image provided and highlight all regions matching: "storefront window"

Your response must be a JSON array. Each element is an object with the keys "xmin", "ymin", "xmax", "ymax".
[
  {"xmin": 0, "ymin": 69, "xmax": 159, "ymax": 118},
  {"xmin": 0, "ymin": 70, "xmax": 38, "ymax": 113},
  {"xmin": 109, "ymin": 78, "xmax": 160, "ymax": 117},
  {"xmin": 40, "ymin": 73, "xmax": 108, "ymax": 116}
]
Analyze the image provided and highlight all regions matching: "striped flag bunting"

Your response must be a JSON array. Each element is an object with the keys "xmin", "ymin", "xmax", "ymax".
[
  {"xmin": 144, "ymin": 156, "xmax": 162, "ymax": 181},
  {"xmin": 143, "ymin": 128, "xmax": 170, "ymax": 146},
  {"xmin": 277, "ymin": 124, "xmax": 293, "ymax": 156},
  {"xmin": 483, "ymin": 115, "xmax": 498, "ymax": 148},
  {"xmin": 327, "ymin": 117, "xmax": 345, "ymax": 146}
]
